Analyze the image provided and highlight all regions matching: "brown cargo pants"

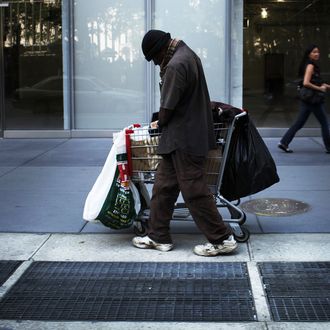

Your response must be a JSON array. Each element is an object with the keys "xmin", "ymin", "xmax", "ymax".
[{"xmin": 147, "ymin": 149, "xmax": 232, "ymax": 244}]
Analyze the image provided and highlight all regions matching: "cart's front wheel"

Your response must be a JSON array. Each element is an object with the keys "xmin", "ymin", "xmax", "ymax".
[
  {"xmin": 133, "ymin": 221, "xmax": 147, "ymax": 236},
  {"xmin": 234, "ymin": 226, "xmax": 250, "ymax": 243}
]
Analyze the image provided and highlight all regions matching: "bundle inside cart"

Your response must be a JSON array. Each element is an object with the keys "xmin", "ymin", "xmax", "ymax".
[{"xmin": 129, "ymin": 127, "xmax": 162, "ymax": 172}]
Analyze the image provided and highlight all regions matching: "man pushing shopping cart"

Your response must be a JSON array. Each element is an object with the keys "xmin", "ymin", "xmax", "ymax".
[{"xmin": 131, "ymin": 30, "xmax": 238, "ymax": 257}]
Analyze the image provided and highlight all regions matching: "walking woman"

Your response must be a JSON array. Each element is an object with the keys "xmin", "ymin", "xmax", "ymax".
[{"xmin": 278, "ymin": 45, "xmax": 330, "ymax": 153}]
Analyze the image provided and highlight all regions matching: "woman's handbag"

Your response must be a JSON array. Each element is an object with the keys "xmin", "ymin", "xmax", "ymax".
[{"xmin": 299, "ymin": 86, "xmax": 325, "ymax": 104}]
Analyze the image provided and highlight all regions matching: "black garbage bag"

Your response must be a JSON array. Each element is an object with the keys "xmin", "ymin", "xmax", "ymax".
[{"xmin": 220, "ymin": 113, "xmax": 279, "ymax": 201}]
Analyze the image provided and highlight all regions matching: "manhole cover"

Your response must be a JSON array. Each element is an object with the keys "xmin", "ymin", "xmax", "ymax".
[{"xmin": 241, "ymin": 198, "xmax": 310, "ymax": 217}]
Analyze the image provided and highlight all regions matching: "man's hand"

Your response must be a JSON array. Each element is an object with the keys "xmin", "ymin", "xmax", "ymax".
[{"xmin": 150, "ymin": 120, "xmax": 159, "ymax": 129}]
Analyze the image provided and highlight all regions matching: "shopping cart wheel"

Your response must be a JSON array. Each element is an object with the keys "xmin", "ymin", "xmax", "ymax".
[
  {"xmin": 133, "ymin": 221, "xmax": 147, "ymax": 237},
  {"xmin": 234, "ymin": 226, "xmax": 250, "ymax": 243}
]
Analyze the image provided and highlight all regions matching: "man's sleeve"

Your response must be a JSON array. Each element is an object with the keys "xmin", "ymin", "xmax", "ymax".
[
  {"xmin": 160, "ymin": 65, "xmax": 186, "ymax": 110},
  {"xmin": 157, "ymin": 107, "xmax": 174, "ymax": 128}
]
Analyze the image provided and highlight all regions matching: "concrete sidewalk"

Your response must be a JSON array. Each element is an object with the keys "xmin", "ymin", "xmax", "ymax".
[
  {"xmin": 0, "ymin": 136, "xmax": 329, "ymax": 234},
  {"xmin": 0, "ymin": 136, "xmax": 330, "ymax": 328},
  {"xmin": 0, "ymin": 232, "xmax": 330, "ymax": 329}
]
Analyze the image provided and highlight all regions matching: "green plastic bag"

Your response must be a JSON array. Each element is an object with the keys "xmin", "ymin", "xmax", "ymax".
[{"xmin": 96, "ymin": 167, "xmax": 137, "ymax": 229}]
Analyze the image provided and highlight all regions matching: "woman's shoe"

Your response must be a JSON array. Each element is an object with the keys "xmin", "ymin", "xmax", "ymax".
[{"xmin": 278, "ymin": 143, "xmax": 293, "ymax": 153}]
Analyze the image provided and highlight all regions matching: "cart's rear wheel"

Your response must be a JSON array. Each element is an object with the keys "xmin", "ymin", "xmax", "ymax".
[
  {"xmin": 234, "ymin": 226, "xmax": 250, "ymax": 243},
  {"xmin": 133, "ymin": 221, "xmax": 147, "ymax": 236}
]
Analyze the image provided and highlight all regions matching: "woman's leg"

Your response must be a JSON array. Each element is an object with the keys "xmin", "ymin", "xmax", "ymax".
[
  {"xmin": 281, "ymin": 101, "xmax": 312, "ymax": 146},
  {"xmin": 312, "ymin": 103, "xmax": 330, "ymax": 150}
]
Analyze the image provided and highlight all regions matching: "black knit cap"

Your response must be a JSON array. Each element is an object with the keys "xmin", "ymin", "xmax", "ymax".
[{"xmin": 142, "ymin": 30, "xmax": 171, "ymax": 61}]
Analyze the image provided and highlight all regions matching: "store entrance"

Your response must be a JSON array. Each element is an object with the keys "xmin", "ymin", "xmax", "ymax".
[
  {"xmin": 0, "ymin": 0, "xmax": 63, "ymax": 132},
  {"xmin": 243, "ymin": 0, "xmax": 330, "ymax": 128}
]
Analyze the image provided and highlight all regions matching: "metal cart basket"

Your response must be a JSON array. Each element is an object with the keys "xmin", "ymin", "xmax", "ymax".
[{"xmin": 126, "ymin": 111, "xmax": 250, "ymax": 242}]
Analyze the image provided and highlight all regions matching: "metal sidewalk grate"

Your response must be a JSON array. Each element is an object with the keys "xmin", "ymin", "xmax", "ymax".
[
  {"xmin": 0, "ymin": 261, "xmax": 256, "ymax": 321},
  {"xmin": 0, "ymin": 261, "xmax": 22, "ymax": 286},
  {"xmin": 258, "ymin": 262, "xmax": 330, "ymax": 321}
]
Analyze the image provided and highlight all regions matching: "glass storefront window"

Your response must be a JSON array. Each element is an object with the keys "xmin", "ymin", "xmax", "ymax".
[
  {"xmin": 243, "ymin": 0, "xmax": 330, "ymax": 128},
  {"xmin": 154, "ymin": 0, "xmax": 228, "ymax": 107},
  {"xmin": 2, "ymin": 1, "xmax": 329, "ymax": 135},
  {"xmin": 73, "ymin": 0, "xmax": 145, "ymax": 129},
  {"xmin": 3, "ymin": 0, "xmax": 63, "ymax": 130}
]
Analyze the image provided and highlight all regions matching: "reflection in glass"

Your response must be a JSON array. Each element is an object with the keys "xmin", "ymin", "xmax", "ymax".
[
  {"xmin": 154, "ymin": 0, "xmax": 227, "ymax": 106},
  {"xmin": 4, "ymin": 0, "xmax": 63, "ymax": 129},
  {"xmin": 74, "ymin": 0, "xmax": 145, "ymax": 129}
]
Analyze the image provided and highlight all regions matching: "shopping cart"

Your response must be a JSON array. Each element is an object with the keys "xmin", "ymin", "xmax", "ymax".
[{"xmin": 125, "ymin": 111, "xmax": 250, "ymax": 243}]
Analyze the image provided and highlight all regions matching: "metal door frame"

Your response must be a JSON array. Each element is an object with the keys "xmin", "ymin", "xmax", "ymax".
[{"xmin": 0, "ymin": 3, "xmax": 8, "ymax": 137}]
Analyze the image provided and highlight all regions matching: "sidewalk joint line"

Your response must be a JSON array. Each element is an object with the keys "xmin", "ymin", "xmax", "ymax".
[
  {"xmin": 79, "ymin": 221, "xmax": 88, "ymax": 233},
  {"xmin": 20, "ymin": 139, "xmax": 69, "ymax": 167},
  {"xmin": 29, "ymin": 234, "xmax": 52, "ymax": 260},
  {"xmin": 0, "ymin": 139, "xmax": 69, "ymax": 178}
]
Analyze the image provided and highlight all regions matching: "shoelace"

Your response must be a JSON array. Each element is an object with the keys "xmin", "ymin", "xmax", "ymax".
[{"xmin": 204, "ymin": 243, "xmax": 218, "ymax": 250}]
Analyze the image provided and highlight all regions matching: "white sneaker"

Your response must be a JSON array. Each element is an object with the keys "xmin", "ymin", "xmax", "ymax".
[
  {"xmin": 193, "ymin": 235, "xmax": 238, "ymax": 257},
  {"xmin": 132, "ymin": 236, "xmax": 174, "ymax": 252}
]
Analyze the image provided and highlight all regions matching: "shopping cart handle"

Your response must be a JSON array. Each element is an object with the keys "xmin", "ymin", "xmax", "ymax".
[{"xmin": 234, "ymin": 111, "xmax": 247, "ymax": 120}]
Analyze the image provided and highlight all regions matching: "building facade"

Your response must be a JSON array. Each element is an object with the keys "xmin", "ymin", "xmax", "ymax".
[{"xmin": 0, "ymin": 0, "xmax": 329, "ymax": 138}]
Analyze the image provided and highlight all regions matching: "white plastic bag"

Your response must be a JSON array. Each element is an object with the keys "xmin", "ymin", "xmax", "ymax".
[{"xmin": 83, "ymin": 128, "xmax": 141, "ymax": 224}]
